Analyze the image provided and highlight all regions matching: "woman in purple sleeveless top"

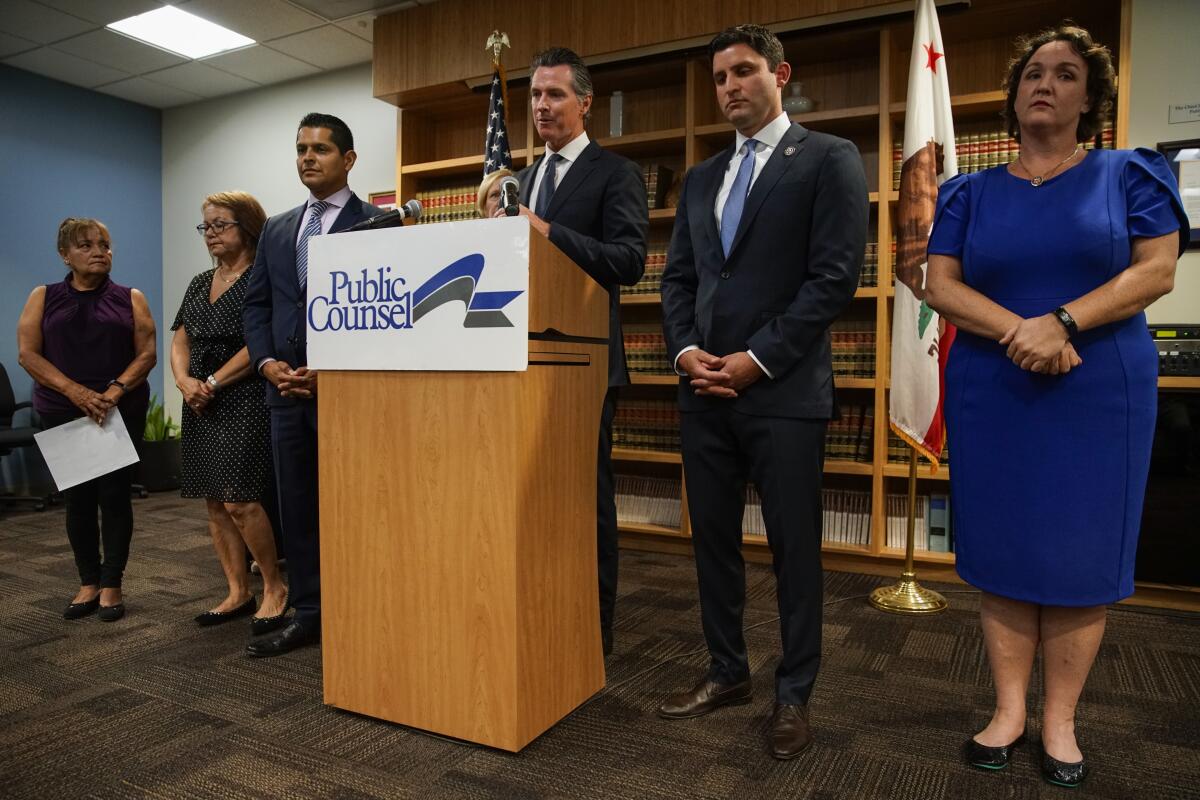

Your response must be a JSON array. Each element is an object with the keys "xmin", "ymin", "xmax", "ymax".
[{"xmin": 16, "ymin": 218, "xmax": 157, "ymax": 622}]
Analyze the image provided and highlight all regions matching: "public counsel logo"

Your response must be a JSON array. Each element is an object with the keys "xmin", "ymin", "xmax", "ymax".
[{"xmin": 308, "ymin": 254, "xmax": 523, "ymax": 332}]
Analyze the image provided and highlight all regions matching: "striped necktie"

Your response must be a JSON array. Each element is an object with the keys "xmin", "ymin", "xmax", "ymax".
[
  {"xmin": 720, "ymin": 139, "xmax": 758, "ymax": 258},
  {"xmin": 296, "ymin": 200, "xmax": 330, "ymax": 287}
]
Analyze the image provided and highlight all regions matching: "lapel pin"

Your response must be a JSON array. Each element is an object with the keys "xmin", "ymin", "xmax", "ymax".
[{"xmin": 784, "ymin": 145, "xmax": 797, "ymax": 157}]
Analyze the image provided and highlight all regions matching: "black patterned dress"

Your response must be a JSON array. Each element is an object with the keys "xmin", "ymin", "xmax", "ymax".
[{"xmin": 171, "ymin": 268, "xmax": 272, "ymax": 502}]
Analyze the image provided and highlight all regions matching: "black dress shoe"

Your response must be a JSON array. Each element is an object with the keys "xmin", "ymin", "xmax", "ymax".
[
  {"xmin": 1042, "ymin": 746, "xmax": 1086, "ymax": 788},
  {"xmin": 98, "ymin": 603, "xmax": 125, "ymax": 622},
  {"xmin": 769, "ymin": 703, "xmax": 814, "ymax": 760},
  {"xmin": 964, "ymin": 732, "xmax": 1026, "ymax": 770},
  {"xmin": 658, "ymin": 678, "xmax": 753, "ymax": 719},
  {"xmin": 195, "ymin": 596, "xmax": 256, "ymax": 626},
  {"xmin": 63, "ymin": 597, "xmax": 100, "ymax": 620},
  {"xmin": 246, "ymin": 621, "xmax": 317, "ymax": 658}
]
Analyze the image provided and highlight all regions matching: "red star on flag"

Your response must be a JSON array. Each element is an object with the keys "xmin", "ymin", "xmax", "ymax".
[{"xmin": 924, "ymin": 42, "xmax": 943, "ymax": 73}]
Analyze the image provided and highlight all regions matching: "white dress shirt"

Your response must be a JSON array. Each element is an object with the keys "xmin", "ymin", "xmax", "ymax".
[
  {"xmin": 295, "ymin": 184, "xmax": 353, "ymax": 248},
  {"xmin": 528, "ymin": 130, "xmax": 591, "ymax": 210},
  {"xmin": 675, "ymin": 112, "xmax": 793, "ymax": 379}
]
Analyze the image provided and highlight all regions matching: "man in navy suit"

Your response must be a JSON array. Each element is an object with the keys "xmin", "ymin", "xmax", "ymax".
[
  {"xmin": 242, "ymin": 112, "xmax": 382, "ymax": 657},
  {"xmin": 657, "ymin": 26, "xmax": 867, "ymax": 759},
  {"xmin": 507, "ymin": 47, "xmax": 648, "ymax": 657}
]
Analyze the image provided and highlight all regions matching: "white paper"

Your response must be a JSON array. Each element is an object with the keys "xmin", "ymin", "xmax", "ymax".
[
  {"xmin": 1179, "ymin": 159, "xmax": 1200, "ymax": 230},
  {"xmin": 34, "ymin": 408, "xmax": 140, "ymax": 491}
]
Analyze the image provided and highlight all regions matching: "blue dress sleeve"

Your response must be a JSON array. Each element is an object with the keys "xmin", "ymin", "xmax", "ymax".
[
  {"xmin": 927, "ymin": 173, "xmax": 971, "ymax": 258},
  {"xmin": 1125, "ymin": 147, "xmax": 1191, "ymax": 255}
]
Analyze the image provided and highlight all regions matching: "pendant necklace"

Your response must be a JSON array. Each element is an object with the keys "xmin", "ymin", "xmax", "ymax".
[{"xmin": 1017, "ymin": 145, "xmax": 1081, "ymax": 187}]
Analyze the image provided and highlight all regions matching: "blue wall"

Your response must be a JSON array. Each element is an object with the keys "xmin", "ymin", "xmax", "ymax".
[{"xmin": 0, "ymin": 65, "xmax": 162, "ymax": 490}]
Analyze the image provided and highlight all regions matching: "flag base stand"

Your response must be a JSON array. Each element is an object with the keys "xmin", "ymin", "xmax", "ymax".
[
  {"xmin": 869, "ymin": 572, "xmax": 948, "ymax": 614},
  {"xmin": 870, "ymin": 445, "xmax": 948, "ymax": 615}
]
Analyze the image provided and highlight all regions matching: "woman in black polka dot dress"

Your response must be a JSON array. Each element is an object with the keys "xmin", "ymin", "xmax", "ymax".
[{"xmin": 170, "ymin": 191, "xmax": 288, "ymax": 634}]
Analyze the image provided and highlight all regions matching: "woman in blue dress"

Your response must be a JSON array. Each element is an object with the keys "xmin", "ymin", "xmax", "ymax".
[{"xmin": 925, "ymin": 25, "xmax": 1188, "ymax": 788}]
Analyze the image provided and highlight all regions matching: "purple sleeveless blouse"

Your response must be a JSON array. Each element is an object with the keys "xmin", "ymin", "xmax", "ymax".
[{"xmin": 34, "ymin": 274, "xmax": 151, "ymax": 417}]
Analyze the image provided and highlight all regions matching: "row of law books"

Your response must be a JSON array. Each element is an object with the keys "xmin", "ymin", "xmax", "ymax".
[
  {"xmin": 742, "ymin": 485, "xmax": 872, "ymax": 546},
  {"xmin": 642, "ymin": 163, "xmax": 674, "ymax": 210},
  {"xmin": 615, "ymin": 475, "xmax": 683, "ymax": 529},
  {"xmin": 413, "ymin": 184, "xmax": 479, "ymax": 224},
  {"xmin": 860, "ymin": 242, "xmax": 879, "ymax": 287},
  {"xmin": 612, "ymin": 398, "xmax": 680, "ymax": 452},
  {"xmin": 623, "ymin": 324, "xmax": 670, "ymax": 374},
  {"xmin": 831, "ymin": 320, "xmax": 875, "ymax": 378},
  {"xmin": 622, "ymin": 245, "xmax": 669, "ymax": 296},
  {"xmin": 826, "ymin": 401, "xmax": 873, "ymax": 463},
  {"xmin": 884, "ymin": 492, "xmax": 954, "ymax": 552},
  {"xmin": 892, "ymin": 121, "xmax": 1115, "ymax": 188},
  {"xmin": 887, "ymin": 429, "xmax": 950, "ymax": 467}
]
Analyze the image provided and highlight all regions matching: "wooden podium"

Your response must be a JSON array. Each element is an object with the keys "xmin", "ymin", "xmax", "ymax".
[{"xmin": 316, "ymin": 224, "xmax": 608, "ymax": 751}]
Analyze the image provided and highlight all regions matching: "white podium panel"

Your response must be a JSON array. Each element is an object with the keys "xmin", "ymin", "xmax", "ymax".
[{"xmin": 306, "ymin": 217, "xmax": 530, "ymax": 371}]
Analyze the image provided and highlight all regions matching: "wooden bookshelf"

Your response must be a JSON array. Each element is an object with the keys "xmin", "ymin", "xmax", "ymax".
[{"xmin": 376, "ymin": 0, "xmax": 1196, "ymax": 609}]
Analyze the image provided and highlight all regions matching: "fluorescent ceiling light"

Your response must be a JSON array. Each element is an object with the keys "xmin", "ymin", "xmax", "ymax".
[{"xmin": 107, "ymin": 6, "xmax": 255, "ymax": 60}]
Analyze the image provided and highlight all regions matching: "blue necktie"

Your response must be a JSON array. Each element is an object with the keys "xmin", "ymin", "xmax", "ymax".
[
  {"xmin": 720, "ymin": 139, "xmax": 758, "ymax": 258},
  {"xmin": 534, "ymin": 153, "xmax": 563, "ymax": 218},
  {"xmin": 296, "ymin": 200, "xmax": 329, "ymax": 287}
]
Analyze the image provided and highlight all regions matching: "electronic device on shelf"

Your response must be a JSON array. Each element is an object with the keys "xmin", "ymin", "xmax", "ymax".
[{"xmin": 1149, "ymin": 325, "xmax": 1200, "ymax": 376}]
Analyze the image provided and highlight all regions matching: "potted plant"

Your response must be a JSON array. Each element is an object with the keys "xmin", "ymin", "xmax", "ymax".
[{"xmin": 139, "ymin": 394, "xmax": 181, "ymax": 491}]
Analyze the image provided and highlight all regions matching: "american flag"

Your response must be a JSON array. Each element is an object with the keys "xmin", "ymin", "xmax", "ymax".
[{"xmin": 483, "ymin": 67, "xmax": 513, "ymax": 176}]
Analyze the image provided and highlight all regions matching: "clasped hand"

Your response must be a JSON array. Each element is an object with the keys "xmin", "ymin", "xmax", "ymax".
[
  {"xmin": 264, "ymin": 361, "xmax": 317, "ymax": 399},
  {"xmin": 180, "ymin": 377, "xmax": 214, "ymax": 414},
  {"xmin": 70, "ymin": 384, "xmax": 122, "ymax": 425},
  {"xmin": 999, "ymin": 314, "xmax": 1082, "ymax": 375},
  {"xmin": 679, "ymin": 349, "xmax": 763, "ymax": 398}
]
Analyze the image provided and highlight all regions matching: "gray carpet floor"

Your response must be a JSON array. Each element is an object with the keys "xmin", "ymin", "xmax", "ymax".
[{"xmin": 1, "ymin": 493, "xmax": 1198, "ymax": 799}]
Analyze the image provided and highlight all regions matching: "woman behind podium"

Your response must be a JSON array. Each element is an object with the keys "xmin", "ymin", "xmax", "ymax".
[
  {"xmin": 925, "ymin": 24, "xmax": 1188, "ymax": 788},
  {"xmin": 478, "ymin": 167, "xmax": 516, "ymax": 218},
  {"xmin": 170, "ymin": 191, "xmax": 287, "ymax": 635},
  {"xmin": 16, "ymin": 217, "xmax": 156, "ymax": 622}
]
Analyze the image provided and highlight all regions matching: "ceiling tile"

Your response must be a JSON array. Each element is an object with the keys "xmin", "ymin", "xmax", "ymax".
[
  {"xmin": 202, "ymin": 45, "xmax": 320, "ymax": 84},
  {"xmin": 264, "ymin": 25, "xmax": 372, "ymax": 70},
  {"xmin": 288, "ymin": 1, "xmax": 412, "ymax": 19},
  {"xmin": 333, "ymin": 12, "xmax": 378, "ymax": 43},
  {"xmin": 52, "ymin": 29, "xmax": 186, "ymax": 73},
  {"xmin": 33, "ymin": 0, "xmax": 164, "ymax": 26},
  {"xmin": 3, "ymin": 46, "xmax": 130, "ymax": 88},
  {"xmin": 175, "ymin": 0, "xmax": 325, "ymax": 41},
  {"xmin": 1, "ymin": 0, "xmax": 96, "ymax": 44},
  {"xmin": 143, "ymin": 60, "xmax": 260, "ymax": 98},
  {"xmin": 96, "ymin": 76, "xmax": 205, "ymax": 108},
  {"xmin": 0, "ymin": 31, "xmax": 40, "ymax": 58}
]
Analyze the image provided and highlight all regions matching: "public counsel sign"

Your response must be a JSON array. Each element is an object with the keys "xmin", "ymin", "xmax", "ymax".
[{"xmin": 306, "ymin": 217, "xmax": 529, "ymax": 371}]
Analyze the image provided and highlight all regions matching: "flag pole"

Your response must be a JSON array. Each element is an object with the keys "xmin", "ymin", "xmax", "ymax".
[{"xmin": 869, "ymin": 445, "xmax": 948, "ymax": 614}]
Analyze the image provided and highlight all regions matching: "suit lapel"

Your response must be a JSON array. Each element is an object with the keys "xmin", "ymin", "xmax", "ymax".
[
  {"xmin": 727, "ymin": 123, "xmax": 809, "ymax": 259},
  {"xmin": 329, "ymin": 193, "xmax": 362, "ymax": 233},
  {"xmin": 544, "ymin": 141, "xmax": 600, "ymax": 221},
  {"xmin": 281, "ymin": 203, "xmax": 306, "ymax": 296},
  {"xmin": 520, "ymin": 157, "xmax": 542, "ymax": 207},
  {"xmin": 702, "ymin": 144, "xmax": 735, "ymax": 260}
]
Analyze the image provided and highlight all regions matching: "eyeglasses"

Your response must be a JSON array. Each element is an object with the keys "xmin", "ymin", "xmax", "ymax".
[{"xmin": 196, "ymin": 220, "xmax": 240, "ymax": 235}]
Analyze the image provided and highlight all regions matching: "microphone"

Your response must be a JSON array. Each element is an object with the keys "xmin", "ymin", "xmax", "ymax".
[
  {"xmin": 346, "ymin": 198, "xmax": 422, "ymax": 231},
  {"xmin": 499, "ymin": 176, "xmax": 520, "ymax": 216}
]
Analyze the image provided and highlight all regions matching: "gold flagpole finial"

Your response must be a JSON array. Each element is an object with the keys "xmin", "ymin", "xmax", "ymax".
[{"xmin": 486, "ymin": 31, "xmax": 510, "ymax": 66}]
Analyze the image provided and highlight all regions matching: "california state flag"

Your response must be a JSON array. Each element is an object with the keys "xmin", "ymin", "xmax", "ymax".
[{"xmin": 890, "ymin": 0, "xmax": 958, "ymax": 468}]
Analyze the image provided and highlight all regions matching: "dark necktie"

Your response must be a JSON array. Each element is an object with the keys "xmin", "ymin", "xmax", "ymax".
[
  {"xmin": 296, "ymin": 200, "xmax": 329, "ymax": 287},
  {"xmin": 534, "ymin": 153, "xmax": 564, "ymax": 218}
]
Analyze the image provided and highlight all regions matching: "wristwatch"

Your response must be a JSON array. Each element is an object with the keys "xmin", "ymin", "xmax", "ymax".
[
  {"xmin": 206, "ymin": 374, "xmax": 221, "ymax": 390},
  {"xmin": 106, "ymin": 379, "xmax": 126, "ymax": 393},
  {"xmin": 1052, "ymin": 306, "xmax": 1078, "ymax": 338}
]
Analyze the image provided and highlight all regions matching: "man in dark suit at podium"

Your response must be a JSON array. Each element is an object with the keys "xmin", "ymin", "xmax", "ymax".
[
  {"xmin": 511, "ymin": 47, "xmax": 649, "ymax": 656},
  {"xmin": 657, "ymin": 26, "xmax": 867, "ymax": 759},
  {"xmin": 243, "ymin": 113, "xmax": 382, "ymax": 657}
]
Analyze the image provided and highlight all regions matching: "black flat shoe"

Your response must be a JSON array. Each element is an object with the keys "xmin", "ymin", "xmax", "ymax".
[
  {"xmin": 195, "ymin": 596, "xmax": 257, "ymax": 627},
  {"xmin": 963, "ymin": 732, "xmax": 1026, "ymax": 770},
  {"xmin": 98, "ymin": 603, "xmax": 125, "ymax": 622},
  {"xmin": 246, "ymin": 621, "xmax": 317, "ymax": 658},
  {"xmin": 63, "ymin": 597, "xmax": 100, "ymax": 620},
  {"xmin": 250, "ymin": 594, "xmax": 289, "ymax": 636},
  {"xmin": 1042, "ymin": 747, "xmax": 1086, "ymax": 788}
]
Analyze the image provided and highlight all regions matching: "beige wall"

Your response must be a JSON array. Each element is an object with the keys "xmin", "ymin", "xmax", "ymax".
[{"xmin": 1130, "ymin": 0, "xmax": 1200, "ymax": 323}]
